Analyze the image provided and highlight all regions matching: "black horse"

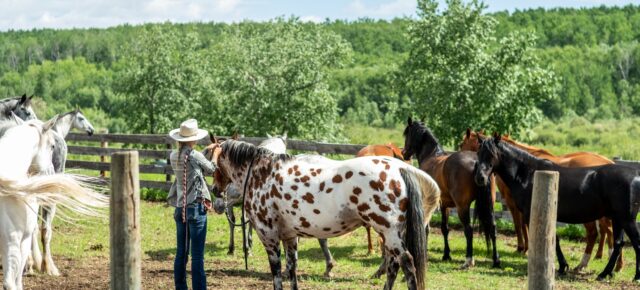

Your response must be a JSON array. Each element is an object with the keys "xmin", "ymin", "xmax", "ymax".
[{"xmin": 474, "ymin": 134, "xmax": 640, "ymax": 281}]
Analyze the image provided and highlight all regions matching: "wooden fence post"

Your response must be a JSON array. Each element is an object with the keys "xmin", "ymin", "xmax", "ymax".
[
  {"xmin": 528, "ymin": 170, "xmax": 559, "ymax": 290},
  {"xmin": 110, "ymin": 151, "xmax": 141, "ymax": 290},
  {"xmin": 100, "ymin": 129, "xmax": 109, "ymax": 178},
  {"xmin": 165, "ymin": 143, "xmax": 172, "ymax": 183}
]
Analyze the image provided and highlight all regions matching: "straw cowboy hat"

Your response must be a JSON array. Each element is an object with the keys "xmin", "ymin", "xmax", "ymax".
[{"xmin": 169, "ymin": 119, "xmax": 208, "ymax": 142}]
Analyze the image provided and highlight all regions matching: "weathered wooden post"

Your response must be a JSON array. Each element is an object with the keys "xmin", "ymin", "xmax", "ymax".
[
  {"xmin": 110, "ymin": 151, "xmax": 141, "ymax": 290},
  {"xmin": 528, "ymin": 171, "xmax": 559, "ymax": 290}
]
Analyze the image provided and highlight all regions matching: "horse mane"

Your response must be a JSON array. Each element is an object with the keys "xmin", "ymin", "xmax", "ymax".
[
  {"xmin": 481, "ymin": 138, "xmax": 552, "ymax": 170},
  {"xmin": 499, "ymin": 134, "xmax": 555, "ymax": 157},
  {"xmin": 222, "ymin": 140, "xmax": 292, "ymax": 167}
]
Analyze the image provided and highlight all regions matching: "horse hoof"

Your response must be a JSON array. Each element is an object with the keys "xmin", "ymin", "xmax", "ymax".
[
  {"xmin": 596, "ymin": 273, "xmax": 611, "ymax": 281},
  {"xmin": 460, "ymin": 258, "xmax": 475, "ymax": 270},
  {"xmin": 492, "ymin": 261, "xmax": 501, "ymax": 269},
  {"xmin": 442, "ymin": 254, "xmax": 452, "ymax": 261},
  {"xmin": 573, "ymin": 265, "xmax": 585, "ymax": 273},
  {"xmin": 46, "ymin": 268, "xmax": 61, "ymax": 277},
  {"xmin": 227, "ymin": 251, "xmax": 234, "ymax": 256},
  {"xmin": 323, "ymin": 271, "xmax": 333, "ymax": 279}
]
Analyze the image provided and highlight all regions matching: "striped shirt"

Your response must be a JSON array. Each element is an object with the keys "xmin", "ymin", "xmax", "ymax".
[{"xmin": 167, "ymin": 146, "xmax": 217, "ymax": 208}]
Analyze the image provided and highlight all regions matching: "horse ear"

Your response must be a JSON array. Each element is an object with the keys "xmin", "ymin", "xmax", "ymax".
[
  {"xmin": 493, "ymin": 132, "xmax": 501, "ymax": 143},
  {"xmin": 266, "ymin": 133, "xmax": 272, "ymax": 138},
  {"xmin": 209, "ymin": 131, "xmax": 216, "ymax": 144},
  {"xmin": 466, "ymin": 128, "xmax": 471, "ymax": 139},
  {"xmin": 282, "ymin": 131, "xmax": 287, "ymax": 140},
  {"xmin": 42, "ymin": 115, "xmax": 60, "ymax": 132},
  {"xmin": 407, "ymin": 116, "xmax": 412, "ymax": 126},
  {"xmin": 232, "ymin": 132, "xmax": 239, "ymax": 140},
  {"xmin": 20, "ymin": 94, "xmax": 27, "ymax": 104},
  {"xmin": 421, "ymin": 115, "xmax": 426, "ymax": 122}
]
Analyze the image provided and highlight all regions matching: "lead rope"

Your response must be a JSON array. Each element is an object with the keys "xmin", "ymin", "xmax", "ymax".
[
  {"xmin": 241, "ymin": 158, "xmax": 256, "ymax": 270},
  {"xmin": 182, "ymin": 148, "xmax": 191, "ymax": 268}
]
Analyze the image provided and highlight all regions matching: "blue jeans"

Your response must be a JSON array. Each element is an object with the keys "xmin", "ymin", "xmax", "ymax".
[{"xmin": 174, "ymin": 203, "xmax": 207, "ymax": 290}]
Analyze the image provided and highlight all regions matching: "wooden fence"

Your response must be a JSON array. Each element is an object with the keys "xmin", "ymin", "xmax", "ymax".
[{"xmin": 64, "ymin": 133, "xmax": 640, "ymax": 224}]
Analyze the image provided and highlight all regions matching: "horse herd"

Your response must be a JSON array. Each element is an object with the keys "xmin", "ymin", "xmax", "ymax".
[
  {"xmin": 208, "ymin": 117, "xmax": 640, "ymax": 290},
  {"xmin": 0, "ymin": 95, "xmax": 104, "ymax": 290},
  {"xmin": 0, "ymin": 95, "xmax": 637, "ymax": 290}
]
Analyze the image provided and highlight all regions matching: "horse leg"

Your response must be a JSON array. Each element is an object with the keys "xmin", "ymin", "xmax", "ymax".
[
  {"xmin": 556, "ymin": 235, "xmax": 569, "ymax": 274},
  {"xmin": 595, "ymin": 218, "xmax": 609, "ymax": 259},
  {"xmin": 366, "ymin": 226, "xmax": 374, "ymax": 255},
  {"xmin": 283, "ymin": 238, "xmax": 299, "ymax": 290},
  {"xmin": 441, "ymin": 206, "xmax": 452, "ymax": 261},
  {"xmin": 490, "ymin": 214, "xmax": 501, "ymax": 268},
  {"xmin": 18, "ymin": 235, "xmax": 33, "ymax": 289},
  {"xmin": 3, "ymin": 236, "xmax": 21, "ymax": 290},
  {"xmin": 382, "ymin": 254, "xmax": 400, "ymax": 290},
  {"xmin": 459, "ymin": 209, "xmax": 474, "ymax": 269},
  {"xmin": 41, "ymin": 204, "xmax": 59, "ymax": 276},
  {"xmin": 506, "ymin": 199, "xmax": 525, "ymax": 253},
  {"xmin": 265, "ymin": 240, "xmax": 283, "ymax": 290},
  {"xmin": 248, "ymin": 222, "xmax": 254, "ymax": 253},
  {"xmin": 597, "ymin": 220, "xmax": 624, "ymax": 281},
  {"xmin": 621, "ymin": 221, "xmax": 640, "ymax": 281},
  {"xmin": 574, "ymin": 221, "xmax": 597, "ymax": 272},
  {"xmin": 226, "ymin": 205, "xmax": 235, "ymax": 255},
  {"xmin": 318, "ymin": 239, "xmax": 336, "ymax": 278}
]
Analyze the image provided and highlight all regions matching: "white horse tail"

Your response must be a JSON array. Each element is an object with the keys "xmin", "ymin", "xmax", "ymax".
[
  {"xmin": 399, "ymin": 166, "xmax": 440, "ymax": 290},
  {"xmin": 0, "ymin": 174, "xmax": 108, "ymax": 218}
]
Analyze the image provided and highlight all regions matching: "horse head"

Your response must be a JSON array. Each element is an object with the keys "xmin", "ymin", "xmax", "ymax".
[
  {"xmin": 10, "ymin": 94, "xmax": 37, "ymax": 121},
  {"xmin": 402, "ymin": 117, "xmax": 440, "ymax": 162},
  {"xmin": 474, "ymin": 132, "xmax": 501, "ymax": 187},
  {"xmin": 459, "ymin": 128, "xmax": 486, "ymax": 152},
  {"xmin": 71, "ymin": 108, "xmax": 95, "ymax": 136}
]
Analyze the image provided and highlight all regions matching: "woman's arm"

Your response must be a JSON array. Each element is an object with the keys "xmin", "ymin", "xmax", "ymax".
[{"xmin": 192, "ymin": 151, "xmax": 217, "ymax": 175}]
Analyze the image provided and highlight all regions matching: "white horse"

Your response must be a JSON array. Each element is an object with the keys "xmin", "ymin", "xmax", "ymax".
[
  {"xmin": 211, "ymin": 140, "xmax": 440, "ymax": 290},
  {"xmin": 30, "ymin": 108, "xmax": 95, "ymax": 276},
  {"xmin": 0, "ymin": 117, "xmax": 107, "ymax": 290}
]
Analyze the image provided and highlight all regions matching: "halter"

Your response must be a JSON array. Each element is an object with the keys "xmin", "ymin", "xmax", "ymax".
[{"xmin": 240, "ymin": 157, "xmax": 257, "ymax": 270}]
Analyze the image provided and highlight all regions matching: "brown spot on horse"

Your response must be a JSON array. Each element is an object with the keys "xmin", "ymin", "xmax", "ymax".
[
  {"xmin": 332, "ymin": 174, "xmax": 343, "ymax": 183},
  {"xmin": 301, "ymin": 175, "xmax": 310, "ymax": 183},
  {"xmin": 368, "ymin": 212, "xmax": 390, "ymax": 228},
  {"xmin": 270, "ymin": 185, "xmax": 282, "ymax": 199},
  {"xmin": 349, "ymin": 195, "xmax": 359, "ymax": 204},
  {"xmin": 369, "ymin": 180, "xmax": 384, "ymax": 191},
  {"xmin": 288, "ymin": 168, "xmax": 293, "ymax": 175},
  {"xmin": 345, "ymin": 171, "xmax": 353, "ymax": 179},
  {"xmin": 379, "ymin": 171, "xmax": 387, "ymax": 182},
  {"xmin": 353, "ymin": 187, "xmax": 362, "ymax": 195},
  {"xmin": 389, "ymin": 179, "xmax": 402, "ymax": 197},
  {"xmin": 372, "ymin": 159, "xmax": 380, "ymax": 165},
  {"xmin": 300, "ymin": 217, "xmax": 310, "ymax": 228},
  {"xmin": 284, "ymin": 193, "xmax": 292, "ymax": 200},
  {"xmin": 326, "ymin": 188, "xmax": 333, "ymax": 193},
  {"xmin": 314, "ymin": 209, "xmax": 321, "ymax": 214},
  {"xmin": 398, "ymin": 198, "xmax": 408, "ymax": 211},
  {"xmin": 357, "ymin": 203, "xmax": 370, "ymax": 212},
  {"xmin": 302, "ymin": 193, "xmax": 315, "ymax": 204},
  {"xmin": 291, "ymin": 185, "xmax": 298, "ymax": 190},
  {"xmin": 319, "ymin": 182, "xmax": 325, "ymax": 192}
]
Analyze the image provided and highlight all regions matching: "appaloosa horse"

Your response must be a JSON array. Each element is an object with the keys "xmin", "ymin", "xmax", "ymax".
[
  {"xmin": 403, "ymin": 118, "xmax": 500, "ymax": 269},
  {"xmin": 461, "ymin": 129, "xmax": 622, "ymax": 271},
  {"xmin": 212, "ymin": 139, "xmax": 440, "ymax": 290},
  {"xmin": 217, "ymin": 134, "xmax": 337, "ymax": 278},
  {"xmin": 474, "ymin": 134, "xmax": 640, "ymax": 281}
]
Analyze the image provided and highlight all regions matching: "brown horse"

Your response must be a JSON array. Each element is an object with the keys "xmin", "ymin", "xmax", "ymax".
[
  {"xmin": 404, "ymin": 119, "xmax": 500, "ymax": 269},
  {"xmin": 356, "ymin": 143, "xmax": 411, "ymax": 255},
  {"xmin": 460, "ymin": 129, "xmax": 622, "ymax": 271}
]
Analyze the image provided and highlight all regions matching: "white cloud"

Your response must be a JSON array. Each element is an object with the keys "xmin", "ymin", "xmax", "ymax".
[
  {"xmin": 0, "ymin": 0, "xmax": 246, "ymax": 31},
  {"xmin": 348, "ymin": 0, "xmax": 416, "ymax": 18},
  {"xmin": 300, "ymin": 15, "xmax": 324, "ymax": 23}
]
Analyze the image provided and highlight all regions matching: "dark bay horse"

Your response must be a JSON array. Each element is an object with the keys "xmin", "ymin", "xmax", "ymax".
[
  {"xmin": 212, "ymin": 140, "xmax": 440, "ymax": 290},
  {"xmin": 474, "ymin": 134, "xmax": 640, "ymax": 281},
  {"xmin": 356, "ymin": 143, "xmax": 411, "ymax": 255},
  {"xmin": 403, "ymin": 118, "xmax": 500, "ymax": 268},
  {"xmin": 461, "ymin": 129, "xmax": 622, "ymax": 271}
]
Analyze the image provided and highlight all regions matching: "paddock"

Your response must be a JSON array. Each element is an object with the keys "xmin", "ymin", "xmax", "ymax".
[{"xmin": 7, "ymin": 133, "xmax": 640, "ymax": 289}]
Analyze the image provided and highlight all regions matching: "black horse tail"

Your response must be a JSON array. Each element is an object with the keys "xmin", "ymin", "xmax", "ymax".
[
  {"xmin": 474, "ymin": 173, "xmax": 496, "ymax": 255},
  {"xmin": 400, "ymin": 166, "xmax": 440, "ymax": 290}
]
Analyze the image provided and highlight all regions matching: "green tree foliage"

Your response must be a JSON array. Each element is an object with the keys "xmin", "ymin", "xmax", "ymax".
[
  {"xmin": 400, "ymin": 0, "xmax": 557, "ymax": 145},
  {"xmin": 115, "ymin": 25, "xmax": 213, "ymax": 134},
  {"xmin": 204, "ymin": 19, "xmax": 351, "ymax": 140}
]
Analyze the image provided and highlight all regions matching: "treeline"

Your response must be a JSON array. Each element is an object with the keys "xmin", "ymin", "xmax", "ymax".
[{"xmin": 0, "ymin": 4, "xmax": 639, "ymax": 136}]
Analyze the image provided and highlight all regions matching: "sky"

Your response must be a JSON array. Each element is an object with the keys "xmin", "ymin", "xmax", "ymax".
[{"xmin": 1, "ymin": 0, "xmax": 639, "ymax": 31}]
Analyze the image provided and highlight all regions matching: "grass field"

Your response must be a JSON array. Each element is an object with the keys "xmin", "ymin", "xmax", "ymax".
[{"xmin": 20, "ymin": 202, "xmax": 639, "ymax": 289}]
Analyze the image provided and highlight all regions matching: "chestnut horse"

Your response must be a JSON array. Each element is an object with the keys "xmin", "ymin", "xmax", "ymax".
[
  {"xmin": 403, "ymin": 119, "xmax": 500, "ymax": 269},
  {"xmin": 356, "ymin": 143, "xmax": 411, "ymax": 255},
  {"xmin": 461, "ymin": 129, "xmax": 621, "ymax": 271}
]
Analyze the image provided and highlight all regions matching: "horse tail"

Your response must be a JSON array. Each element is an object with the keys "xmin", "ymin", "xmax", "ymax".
[
  {"xmin": 474, "ymin": 174, "xmax": 496, "ymax": 254},
  {"xmin": 400, "ymin": 166, "xmax": 440, "ymax": 290},
  {"xmin": 0, "ymin": 174, "xmax": 107, "ymax": 218}
]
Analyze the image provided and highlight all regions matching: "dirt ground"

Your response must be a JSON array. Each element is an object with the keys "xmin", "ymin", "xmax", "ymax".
[{"xmin": 22, "ymin": 256, "xmax": 282, "ymax": 290}]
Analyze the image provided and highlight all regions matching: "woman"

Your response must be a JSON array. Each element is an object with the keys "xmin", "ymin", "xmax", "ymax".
[{"xmin": 167, "ymin": 119, "xmax": 217, "ymax": 290}]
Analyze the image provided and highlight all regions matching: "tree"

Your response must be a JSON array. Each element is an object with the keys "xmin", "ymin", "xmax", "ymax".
[
  {"xmin": 400, "ymin": 0, "xmax": 558, "ymax": 145},
  {"xmin": 115, "ymin": 25, "xmax": 213, "ymax": 134},
  {"xmin": 204, "ymin": 18, "xmax": 351, "ymax": 140}
]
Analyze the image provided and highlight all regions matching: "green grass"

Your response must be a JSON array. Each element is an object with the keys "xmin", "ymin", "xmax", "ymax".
[{"xmin": 50, "ymin": 202, "xmax": 639, "ymax": 289}]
